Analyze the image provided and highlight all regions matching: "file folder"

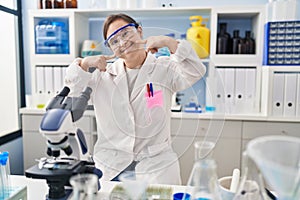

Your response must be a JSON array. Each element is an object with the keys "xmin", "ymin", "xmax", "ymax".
[
  {"xmin": 36, "ymin": 66, "xmax": 45, "ymax": 94},
  {"xmin": 53, "ymin": 67, "xmax": 63, "ymax": 94},
  {"xmin": 283, "ymin": 73, "xmax": 297, "ymax": 117},
  {"xmin": 297, "ymin": 73, "xmax": 300, "ymax": 117},
  {"xmin": 205, "ymin": 77, "xmax": 216, "ymax": 112},
  {"xmin": 215, "ymin": 68, "xmax": 225, "ymax": 113},
  {"xmin": 272, "ymin": 72, "xmax": 285, "ymax": 116},
  {"xmin": 245, "ymin": 68, "xmax": 256, "ymax": 113},
  {"xmin": 44, "ymin": 66, "xmax": 54, "ymax": 94},
  {"xmin": 235, "ymin": 68, "xmax": 246, "ymax": 113},
  {"xmin": 224, "ymin": 68, "xmax": 235, "ymax": 114},
  {"xmin": 62, "ymin": 66, "xmax": 67, "ymax": 86}
]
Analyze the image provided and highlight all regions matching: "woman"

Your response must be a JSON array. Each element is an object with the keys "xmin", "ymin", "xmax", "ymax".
[{"xmin": 65, "ymin": 13, "xmax": 206, "ymax": 184}]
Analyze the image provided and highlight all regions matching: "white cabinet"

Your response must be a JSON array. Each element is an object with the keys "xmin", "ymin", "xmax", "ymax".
[
  {"xmin": 241, "ymin": 120, "xmax": 300, "ymax": 153},
  {"xmin": 171, "ymin": 118, "xmax": 242, "ymax": 184},
  {"xmin": 207, "ymin": 6, "xmax": 266, "ymax": 115}
]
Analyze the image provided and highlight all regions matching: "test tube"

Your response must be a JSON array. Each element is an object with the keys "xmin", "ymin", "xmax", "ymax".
[
  {"xmin": 0, "ymin": 151, "xmax": 3, "ymax": 199},
  {"xmin": 0, "ymin": 152, "xmax": 11, "ymax": 197}
]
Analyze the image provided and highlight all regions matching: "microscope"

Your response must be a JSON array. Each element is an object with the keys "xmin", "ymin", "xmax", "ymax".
[{"xmin": 25, "ymin": 86, "xmax": 102, "ymax": 200}]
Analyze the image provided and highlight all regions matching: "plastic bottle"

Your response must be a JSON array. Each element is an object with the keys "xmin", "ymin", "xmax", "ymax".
[
  {"xmin": 244, "ymin": 31, "xmax": 255, "ymax": 54},
  {"xmin": 232, "ymin": 30, "xmax": 242, "ymax": 54},
  {"xmin": 187, "ymin": 141, "xmax": 222, "ymax": 200},
  {"xmin": 217, "ymin": 23, "xmax": 231, "ymax": 54},
  {"xmin": 186, "ymin": 16, "xmax": 210, "ymax": 58}
]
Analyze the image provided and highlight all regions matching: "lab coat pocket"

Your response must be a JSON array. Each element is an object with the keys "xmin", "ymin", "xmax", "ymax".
[{"xmin": 145, "ymin": 90, "xmax": 164, "ymax": 109}]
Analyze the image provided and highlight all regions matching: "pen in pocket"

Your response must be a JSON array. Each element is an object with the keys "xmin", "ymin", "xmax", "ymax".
[
  {"xmin": 146, "ymin": 83, "xmax": 154, "ymax": 97},
  {"xmin": 149, "ymin": 83, "xmax": 153, "ymax": 97},
  {"xmin": 146, "ymin": 83, "xmax": 151, "ymax": 97}
]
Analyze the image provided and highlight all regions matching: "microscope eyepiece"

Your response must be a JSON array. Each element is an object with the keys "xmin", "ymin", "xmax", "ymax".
[
  {"xmin": 58, "ymin": 86, "xmax": 70, "ymax": 97},
  {"xmin": 80, "ymin": 87, "xmax": 92, "ymax": 101}
]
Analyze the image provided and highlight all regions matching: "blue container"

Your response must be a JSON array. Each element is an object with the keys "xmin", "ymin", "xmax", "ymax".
[
  {"xmin": 35, "ymin": 18, "xmax": 69, "ymax": 54},
  {"xmin": 173, "ymin": 192, "xmax": 191, "ymax": 200}
]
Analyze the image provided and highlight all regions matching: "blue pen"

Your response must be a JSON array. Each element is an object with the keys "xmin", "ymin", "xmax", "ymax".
[{"xmin": 149, "ymin": 83, "xmax": 153, "ymax": 97}]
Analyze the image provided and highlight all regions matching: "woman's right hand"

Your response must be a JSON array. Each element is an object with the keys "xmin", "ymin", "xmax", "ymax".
[{"xmin": 80, "ymin": 55, "xmax": 115, "ymax": 72}]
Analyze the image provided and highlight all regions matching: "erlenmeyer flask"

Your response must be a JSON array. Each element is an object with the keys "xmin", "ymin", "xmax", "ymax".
[
  {"xmin": 186, "ymin": 140, "xmax": 222, "ymax": 200},
  {"xmin": 233, "ymin": 152, "xmax": 269, "ymax": 200}
]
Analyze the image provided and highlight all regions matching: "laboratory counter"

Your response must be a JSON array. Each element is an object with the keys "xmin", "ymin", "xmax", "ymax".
[
  {"xmin": 20, "ymin": 107, "xmax": 300, "ymax": 122},
  {"xmin": 20, "ymin": 107, "xmax": 300, "ymax": 184},
  {"xmin": 10, "ymin": 175, "xmax": 187, "ymax": 199}
]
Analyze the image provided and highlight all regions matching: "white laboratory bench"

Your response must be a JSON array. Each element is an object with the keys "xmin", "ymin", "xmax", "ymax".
[
  {"xmin": 11, "ymin": 175, "xmax": 187, "ymax": 199},
  {"xmin": 20, "ymin": 108, "xmax": 300, "ymax": 184}
]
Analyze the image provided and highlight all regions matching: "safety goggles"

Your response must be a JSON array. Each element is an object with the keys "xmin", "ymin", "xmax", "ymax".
[{"xmin": 104, "ymin": 23, "xmax": 137, "ymax": 49}]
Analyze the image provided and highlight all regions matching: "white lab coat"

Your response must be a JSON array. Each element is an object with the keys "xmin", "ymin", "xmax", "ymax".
[{"xmin": 65, "ymin": 40, "xmax": 206, "ymax": 184}]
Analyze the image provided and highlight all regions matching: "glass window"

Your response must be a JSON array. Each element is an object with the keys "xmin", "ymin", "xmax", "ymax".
[
  {"xmin": 0, "ymin": 0, "xmax": 17, "ymax": 10},
  {"xmin": 0, "ymin": 11, "xmax": 20, "ymax": 136}
]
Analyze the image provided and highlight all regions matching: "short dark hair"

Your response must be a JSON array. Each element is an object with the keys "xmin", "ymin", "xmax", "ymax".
[{"xmin": 103, "ymin": 13, "xmax": 139, "ymax": 40}]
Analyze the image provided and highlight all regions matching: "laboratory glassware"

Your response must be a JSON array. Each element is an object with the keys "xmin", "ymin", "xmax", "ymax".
[
  {"xmin": 244, "ymin": 31, "xmax": 255, "ymax": 54},
  {"xmin": 232, "ymin": 30, "xmax": 242, "ymax": 54},
  {"xmin": 0, "ymin": 152, "xmax": 11, "ymax": 199},
  {"xmin": 119, "ymin": 171, "xmax": 148, "ymax": 200},
  {"xmin": 217, "ymin": 23, "xmax": 231, "ymax": 54},
  {"xmin": 233, "ymin": 152, "xmax": 268, "ymax": 200},
  {"xmin": 186, "ymin": 140, "xmax": 222, "ymax": 200},
  {"xmin": 246, "ymin": 135, "xmax": 300, "ymax": 200}
]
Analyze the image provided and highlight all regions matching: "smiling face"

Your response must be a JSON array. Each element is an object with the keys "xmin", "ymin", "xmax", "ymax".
[{"xmin": 106, "ymin": 19, "xmax": 144, "ymax": 58}]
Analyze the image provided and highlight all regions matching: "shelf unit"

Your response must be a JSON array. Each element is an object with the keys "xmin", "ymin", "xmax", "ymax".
[
  {"xmin": 28, "ymin": 6, "xmax": 269, "ymax": 115},
  {"xmin": 261, "ymin": 66, "xmax": 300, "ymax": 117}
]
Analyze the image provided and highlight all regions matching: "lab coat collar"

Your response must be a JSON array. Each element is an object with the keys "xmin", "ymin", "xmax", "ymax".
[
  {"xmin": 105, "ymin": 59, "xmax": 123, "ymax": 77},
  {"xmin": 105, "ymin": 52, "xmax": 156, "ymax": 77}
]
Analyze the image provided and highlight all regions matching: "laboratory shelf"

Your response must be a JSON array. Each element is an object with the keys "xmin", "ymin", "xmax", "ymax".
[{"xmin": 76, "ymin": 7, "xmax": 212, "ymax": 18}]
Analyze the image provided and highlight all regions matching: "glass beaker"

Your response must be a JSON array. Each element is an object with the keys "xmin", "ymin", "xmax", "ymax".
[
  {"xmin": 69, "ymin": 173, "xmax": 98, "ymax": 200},
  {"xmin": 119, "ymin": 171, "xmax": 148, "ymax": 200}
]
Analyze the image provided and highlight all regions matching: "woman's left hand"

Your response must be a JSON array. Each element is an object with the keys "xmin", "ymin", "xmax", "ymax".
[{"xmin": 137, "ymin": 36, "xmax": 178, "ymax": 54}]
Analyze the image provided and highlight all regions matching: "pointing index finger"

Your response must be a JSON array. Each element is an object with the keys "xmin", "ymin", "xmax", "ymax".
[
  {"xmin": 103, "ymin": 54, "xmax": 116, "ymax": 60},
  {"xmin": 135, "ymin": 39, "xmax": 147, "ymax": 44}
]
